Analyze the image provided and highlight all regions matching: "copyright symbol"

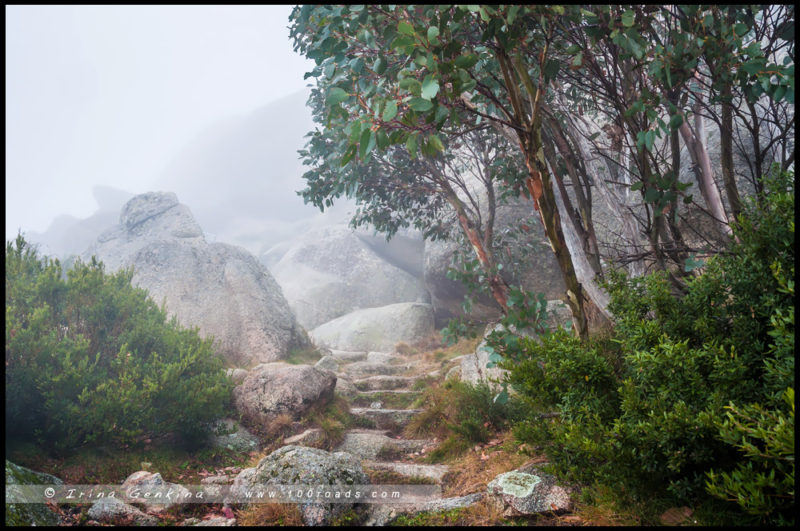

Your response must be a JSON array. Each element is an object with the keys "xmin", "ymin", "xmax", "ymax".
[{"xmin": 44, "ymin": 487, "xmax": 55, "ymax": 498}]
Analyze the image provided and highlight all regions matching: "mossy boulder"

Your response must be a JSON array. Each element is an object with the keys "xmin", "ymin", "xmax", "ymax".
[{"xmin": 5, "ymin": 460, "xmax": 63, "ymax": 526}]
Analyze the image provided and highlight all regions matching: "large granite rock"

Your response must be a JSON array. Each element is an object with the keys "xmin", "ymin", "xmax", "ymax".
[
  {"xmin": 309, "ymin": 302, "xmax": 435, "ymax": 352},
  {"xmin": 5, "ymin": 460, "xmax": 63, "ymax": 526},
  {"xmin": 121, "ymin": 470, "xmax": 192, "ymax": 513},
  {"xmin": 230, "ymin": 445, "xmax": 369, "ymax": 526},
  {"xmin": 271, "ymin": 225, "xmax": 430, "ymax": 330},
  {"xmin": 233, "ymin": 364, "xmax": 336, "ymax": 425},
  {"xmin": 82, "ymin": 191, "xmax": 308, "ymax": 367}
]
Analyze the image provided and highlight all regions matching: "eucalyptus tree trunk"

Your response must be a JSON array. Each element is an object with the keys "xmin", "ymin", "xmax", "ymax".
[{"xmin": 678, "ymin": 82, "xmax": 732, "ymax": 238}]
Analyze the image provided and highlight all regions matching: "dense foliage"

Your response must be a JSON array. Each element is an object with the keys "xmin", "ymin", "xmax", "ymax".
[
  {"xmin": 499, "ymin": 169, "xmax": 794, "ymax": 524},
  {"xmin": 5, "ymin": 236, "xmax": 233, "ymax": 452}
]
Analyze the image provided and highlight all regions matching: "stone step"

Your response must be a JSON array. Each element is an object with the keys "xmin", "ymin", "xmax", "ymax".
[
  {"xmin": 365, "ymin": 352, "xmax": 403, "ymax": 364},
  {"xmin": 328, "ymin": 350, "xmax": 368, "ymax": 363},
  {"xmin": 342, "ymin": 361, "xmax": 412, "ymax": 378},
  {"xmin": 352, "ymin": 375, "xmax": 417, "ymax": 391},
  {"xmin": 363, "ymin": 461, "xmax": 450, "ymax": 483},
  {"xmin": 335, "ymin": 430, "xmax": 431, "ymax": 460},
  {"xmin": 365, "ymin": 493, "xmax": 483, "ymax": 526},
  {"xmin": 349, "ymin": 407, "xmax": 423, "ymax": 430},
  {"xmin": 284, "ymin": 428, "xmax": 324, "ymax": 447},
  {"xmin": 349, "ymin": 390, "xmax": 422, "ymax": 409}
]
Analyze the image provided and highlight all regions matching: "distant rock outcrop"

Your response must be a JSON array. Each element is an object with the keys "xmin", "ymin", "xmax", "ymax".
[
  {"xmin": 26, "ymin": 185, "xmax": 135, "ymax": 259},
  {"xmin": 309, "ymin": 302, "xmax": 435, "ymax": 352},
  {"xmin": 271, "ymin": 225, "xmax": 430, "ymax": 330},
  {"xmin": 82, "ymin": 191, "xmax": 308, "ymax": 367}
]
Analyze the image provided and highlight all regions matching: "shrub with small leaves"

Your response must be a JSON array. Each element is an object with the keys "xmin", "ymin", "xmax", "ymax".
[{"xmin": 6, "ymin": 235, "xmax": 233, "ymax": 452}]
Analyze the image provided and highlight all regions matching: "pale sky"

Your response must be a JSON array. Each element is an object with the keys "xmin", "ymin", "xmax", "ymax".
[{"xmin": 5, "ymin": 4, "xmax": 314, "ymax": 240}]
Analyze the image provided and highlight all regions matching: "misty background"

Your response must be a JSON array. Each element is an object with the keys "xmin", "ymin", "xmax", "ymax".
[{"xmin": 5, "ymin": 5, "xmax": 345, "ymax": 257}]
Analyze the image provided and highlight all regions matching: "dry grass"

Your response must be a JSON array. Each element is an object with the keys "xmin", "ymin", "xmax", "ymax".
[
  {"xmin": 440, "ymin": 431, "xmax": 540, "ymax": 498},
  {"xmin": 236, "ymin": 503, "xmax": 304, "ymax": 526}
]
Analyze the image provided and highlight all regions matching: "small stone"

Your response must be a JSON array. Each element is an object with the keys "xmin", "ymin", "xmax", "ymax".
[{"xmin": 370, "ymin": 401, "xmax": 383, "ymax": 409}]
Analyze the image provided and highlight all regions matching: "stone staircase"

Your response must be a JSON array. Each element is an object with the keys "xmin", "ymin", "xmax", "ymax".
[{"xmin": 281, "ymin": 346, "xmax": 486, "ymax": 525}]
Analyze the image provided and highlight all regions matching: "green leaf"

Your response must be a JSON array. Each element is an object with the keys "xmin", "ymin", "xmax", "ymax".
[
  {"xmin": 406, "ymin": 133, "xmax": 418, "ymax": 158},
  {"xmin": 326, "ymin": 87, "xmax": 350, "ymax": 106},
  {"xmin": 408, "ymin": 97, "xmax": 434, "ymax": 112},
  {"xmin": 359, "ymin": 128, "xmax": 375, "ymax": 160},
  {"xmin": 669, "ymin": 114, "xmax": 684, "ymax": 130},
  {"xmin": 373, "ymin": 56, "xmax": 386, "ymax": 75},
  {"xmin": 455, "ymin": 53, "xmax": 479, "ymax": 69},
  {"xmin": 733, "ymin": 23, "xmax": 749, "ymax": 37},
  {"xmin": 630, "ymin": 181, "xmax": 644, "ymax": 191},
  {"xmin": 341, "ymin": 144, "xmax": 357, "ymax": 167},
  {"xmin": 427, "ymin": 26, "xmax": 439, "ymax": 43},
  {"xmin": 398, "ymin": 20, "xmax": 415, "ymax": 36},
  {"xmin": 644, "ymin": 130, "xmax": 655, "ymax": 151},
  {"xmin": 508, "ymin": 5, "xmax": 520, "ymax": 24},
  {"xmin": 684, "ymin": 254, "xmax": 705, "ymax": 272},
  {"xmin": 382, "ymin": 100, "xmax": 398, "ymax": 121},
  {"xmin": 588, "ymin": 132, "xmax": 601, "ymax": 141},
  {"xmin": 621, "ymin": 10, "xmax": 635, "ymax": 28},
  {"xmin": 399, "ymin": 77, "xmax": 422, "ymax": 97},
  {"xmin": 644, "ymin": 187, "xmax": 660, "ymax": 203},
  {"xmin": 543, "ymin": 58, "xmax": 560, "ymax": 80},
  {"xmin": 428, "ymin": 133, "xmax": 444, "ymax": 153},
  {"xmin": 572, "ymin": 52, "xmax": 583, "ymax": 68},
  {"xmin": 421, "ymin": 75, "xmax": 440, "ymax": 100}
]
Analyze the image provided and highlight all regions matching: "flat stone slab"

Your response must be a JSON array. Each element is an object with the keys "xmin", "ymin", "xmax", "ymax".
[
  {"xmin": 364, "ymin": 461, "xmax": 450, "ymax": 482},
  {"xmin": 343, "ymin": 361, "xmax": 411, "ymax": 377},
  {"xmin": 350, "ymin": 408, "xmax": 423, "ymax": 429},
  {"xmin": 352, "ymin": 375, "xmax": 416, "ymax": 391},
  {"xmin": 365, "ymin": 493, "xmax": 483, "ymax": 526},
  {"xmin": 328, "ymin": 350, "xmax": 368, "ymax": 362},
  {"xmin": 366, "ymin": 351, "xmax": 402, "ymax": 364},
  {"xmin": 336, "ymin": 431, "xmax": 430, "ymax": 460}
]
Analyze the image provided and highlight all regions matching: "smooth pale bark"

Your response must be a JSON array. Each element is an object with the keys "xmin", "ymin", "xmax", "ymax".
[
  {"xmin": 558, "ymin": 105, "xmax": 647, "ymax": 278},
  {"xmin": 679, "ymin": 111, "xmax": 732, "ymax": 237},
  {"xmin": 550, "ymin": 173, "xmax": 613, "ymax": 321}
]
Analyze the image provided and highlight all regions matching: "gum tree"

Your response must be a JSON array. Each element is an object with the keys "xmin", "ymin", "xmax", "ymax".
[{"xmin": 290, "ymin": 5, "xmax": 601, "ymax": 338}]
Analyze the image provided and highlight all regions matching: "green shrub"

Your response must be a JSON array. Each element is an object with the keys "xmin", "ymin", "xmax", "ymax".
[
  {"xmin": 5, "ymin": 236, "xmax": 233, "ymax": 451},
  {"xmin": 501, "ymin": 169, "xmax": 794, "ymax": 523}
]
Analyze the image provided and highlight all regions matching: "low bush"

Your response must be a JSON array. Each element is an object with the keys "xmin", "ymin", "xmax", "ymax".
[
  {"xmin": 5, "ymin": 236, "xmax": 233, "ymax": 452},
  {"xmin": 406, "ymin": 379, "xmax": 524, "ymax": 461},
  {"xmin": 500, "ymin": 169, "xmax": 794, "ymax": 524}
]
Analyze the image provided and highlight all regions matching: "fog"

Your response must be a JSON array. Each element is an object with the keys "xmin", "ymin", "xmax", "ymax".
[{"xmin": 5, "ymin": 5, "xmax": 316, "ymax": 242}]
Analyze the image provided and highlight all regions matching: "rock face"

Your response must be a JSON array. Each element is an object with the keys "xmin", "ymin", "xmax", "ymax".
[
  {"xmin": 230, "ymin": 445, "xmax": 369, "ymax": 526},
  {"xmin": 271, "ymin": 225, "xmax": 430, "ymax": 330},
  {"xmin": 5, "ymin": 460, "xmax": 63, "ymax": 526},
  {"xmin": 82, "ymin": 191, "xmax": 308, "ymax": 367},
  {"xmin": 309, "ymin": 302, "xmax": 435, "ymax": 352},
  {"xmin": 487, "ymin": 470, "xmax": 572, "ymax": 516},
  {"xmin": 233, "ymin": 364, "xmax": 336, "ymax": 425}
]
